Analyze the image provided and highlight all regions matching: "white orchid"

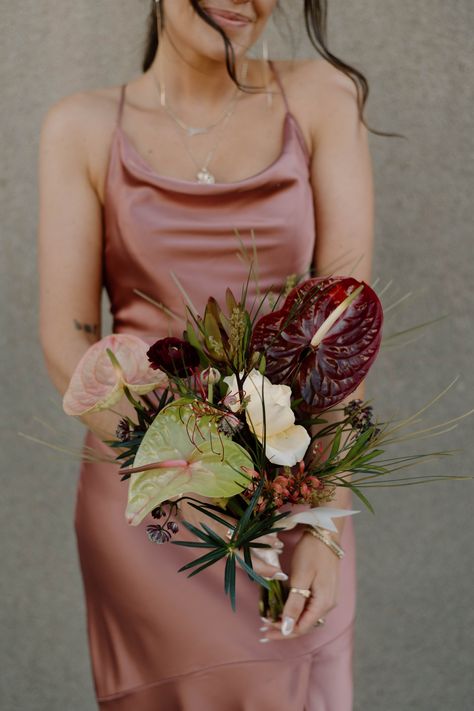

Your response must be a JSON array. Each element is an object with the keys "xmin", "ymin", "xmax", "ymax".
[{"xmin": 223, "ymin": 369, "xmax": 310, "ymax": 467}]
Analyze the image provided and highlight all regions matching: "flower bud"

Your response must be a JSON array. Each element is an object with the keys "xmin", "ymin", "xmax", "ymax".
[
  {"xmin": 146, "ymin": 524, "xmax": 171, "ymax": 544},
  {"xmin": 200, "ymin": 366, "xmax": 221, "ymax": 385}
]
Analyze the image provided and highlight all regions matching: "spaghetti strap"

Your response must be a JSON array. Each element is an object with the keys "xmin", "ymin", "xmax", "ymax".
[
  {"xmin": 268, "ymin": 59, "xmax": 290, "ymax": 113},
  {"xmin": 116, "ymin": 83, "xmax": 127, "ymax": 127}
]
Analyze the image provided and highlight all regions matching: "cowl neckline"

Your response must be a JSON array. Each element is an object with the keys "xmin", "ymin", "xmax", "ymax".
[{"xmin": 110, "ymin": 111, "xmax": 311, "ymax": 195}]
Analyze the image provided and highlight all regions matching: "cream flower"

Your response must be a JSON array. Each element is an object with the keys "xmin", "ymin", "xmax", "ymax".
[{"xmin": 223, "ymin": 370, "xmax": 310, "ymax": 466}]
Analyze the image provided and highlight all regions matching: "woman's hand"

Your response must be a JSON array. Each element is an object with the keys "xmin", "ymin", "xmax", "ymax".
[
  {"xmin": 260, "ymin": 529, "xmax": 341, "ymax": 641},
  {"xmin": 177, "ymin": 496, "xmax": 288, "ymax": 582}
]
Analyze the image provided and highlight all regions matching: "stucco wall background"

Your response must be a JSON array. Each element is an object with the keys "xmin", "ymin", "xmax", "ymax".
[{"xmin": 1, "ymin": 1, "xmax": 473, "ymax": 709}]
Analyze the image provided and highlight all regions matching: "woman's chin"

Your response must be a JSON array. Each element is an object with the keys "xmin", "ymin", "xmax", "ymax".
[{"xmin": 192, "ymin": 38, "xmax": 249, "ymax": 65}]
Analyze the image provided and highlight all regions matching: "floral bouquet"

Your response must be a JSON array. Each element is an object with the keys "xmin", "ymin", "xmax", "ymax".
[{"xmin": 61, "ymin": 272, "xmax": 472, "ymax": 619}]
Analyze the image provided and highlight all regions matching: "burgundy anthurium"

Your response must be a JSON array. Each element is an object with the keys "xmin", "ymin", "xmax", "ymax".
[{"xmin": 251, "ymin": 277, "xmax": 383, "ymax": 411}]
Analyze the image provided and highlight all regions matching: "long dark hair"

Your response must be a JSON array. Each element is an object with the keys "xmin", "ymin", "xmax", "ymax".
[{"xmin": 143, "ymin": 0, "xmax": 399, "ymax": 138}]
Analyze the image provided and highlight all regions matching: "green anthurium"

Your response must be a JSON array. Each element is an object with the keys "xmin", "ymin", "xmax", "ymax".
[{"xmin": 125, "ymin": 398, "xmax": 253, "ymax": 526}]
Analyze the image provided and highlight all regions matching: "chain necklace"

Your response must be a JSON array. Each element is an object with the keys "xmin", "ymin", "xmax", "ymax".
[
  {"xmin": 152, "ymin": 68, "xmax": 240, "ymax": 137},
  {"xmin": 153, "ymin": 60, "xmax": 248, "ymax": 184}
]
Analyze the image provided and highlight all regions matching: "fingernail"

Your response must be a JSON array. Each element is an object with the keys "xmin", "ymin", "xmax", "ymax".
[
  {"xmin": 272, "ymin": 572, "xmax": 288, "ymax": 581},
  {"xmin": 259, "ymin": 637, "xmax": 269, "ymax": 643},
  {"xmin": 281, "ymin": 616, "xmax": 294, "ymax": 636},
  {"xmin": 260, "ymin": 625, "xmax": 269, "ymax": 631},
  {"xmin": 275, "ymin": 541, "xmax": 284, "ymax": 549},
  {"xmin": 260, "ymin": 616, "xmax": 271, "ymax": 623}
]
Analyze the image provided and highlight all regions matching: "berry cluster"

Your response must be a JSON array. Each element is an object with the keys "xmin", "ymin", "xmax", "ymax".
[
  {"xmin": 343, "ymin": 399, "xmax": 376, "ymax": 433},
  {"xmin": 242, "ymin": 461, "xmax": 333, "ymax": 513}
]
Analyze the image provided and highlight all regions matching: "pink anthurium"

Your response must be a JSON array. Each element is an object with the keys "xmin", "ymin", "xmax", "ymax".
[
  {"xmin": 63, "ymin": 334, "xmax": 168, "ymax": 416},
  {"xmin": 251, "ymin": 277, "xmax": 383, "ymax": 411}
]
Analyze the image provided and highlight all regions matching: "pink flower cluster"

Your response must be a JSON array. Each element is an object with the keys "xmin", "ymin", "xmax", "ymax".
[{"xmin": 242, "ymin": 461, "xmax": 328, "ymax": 513}]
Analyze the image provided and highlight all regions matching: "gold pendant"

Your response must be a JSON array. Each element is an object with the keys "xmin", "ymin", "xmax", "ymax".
[
  {"xmin": 186, "ymin": 127, "xmax": 208, "ymax": 137},
  {"xmin": 197, "ymin": 168, "xmax": 216, "ymax": 184}
]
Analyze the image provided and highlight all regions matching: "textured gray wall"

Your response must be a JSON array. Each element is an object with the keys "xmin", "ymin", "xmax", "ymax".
[{"xmin": 1, "ymin": 1, "xmax": 473, "ymax": 709}]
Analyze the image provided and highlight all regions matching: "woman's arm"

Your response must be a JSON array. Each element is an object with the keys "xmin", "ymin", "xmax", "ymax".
[
  {"xmin": 38, "ymin": 93, "xmax": 135, "ymax": 440},
  {"xmin": 263, "ymin": 59, "xmax": 375, "ymax": 640},
  {"xmin": 308, "ymin": 60, "xmax": 374, "ymax": 541},
  {"xmin": 310, "ymin": 65, "xmax": 374, "ymax": 284}
]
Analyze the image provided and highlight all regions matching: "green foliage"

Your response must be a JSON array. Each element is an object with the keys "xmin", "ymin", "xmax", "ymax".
[{"xmin": 172, "ymin": 482, "xmax": 291, "ymax": 611}]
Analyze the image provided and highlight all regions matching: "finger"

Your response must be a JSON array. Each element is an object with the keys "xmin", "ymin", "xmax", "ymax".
[
  {"xmin": 294, "ymin": 587, "xmax": 326, "ymax": 634},
  {"xmin": 251, "ymin": 544, "xmax": 283, "ymax": 569},
  {"xmin": 258, "ymin": 618, "xmax": 287, "ymax": 643},
  {"xmin": 256, "ymin": 532, "xmax": 284, "ymax": 550},
  {"xmin": 248, "ymin": 535, "xmax": 286, "ymax": 579},
  {"xmin": 296, "ymin": 583, "xmax": 334, "ymax": 634},
  {"xmin": 227, "ymin": 529, "xmax": 284, "ymax": 551},
  {"xmin": 247, "ymin": 532, "xmax": 284, "ymax": 573},
  {"xmin": 250, "ymin": 555, "xmax": 288, "ymax": 581},
  {"xmin": 260, "ymin": 616, "xmax": 301, "ymax": 642},
  {"xmin": 225, "ymin": 531, "xmax": 287, "ymax": 580},
  {"xmin": 281, "ymin": 585, "xmax": 311, "ymax": 636},
  {"xmin": 262, "ymin": 582, "xmax": 312, "ymax": 639}
]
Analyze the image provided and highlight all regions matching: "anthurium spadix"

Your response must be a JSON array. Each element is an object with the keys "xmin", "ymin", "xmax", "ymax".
[
  {"xmin": 223, "ymin": 370, "xmax": 311, "ymax": 467},
  {"xmin": 125, "ymin": 399, "xmax": 253, "ymax": 526},
  {"xmin": 63, "ymin": 334, "xmax": 168, "ymax": 416},
  {"xmin": 251, "ymin": 277, "xmax": 383, "ymax": 411}
]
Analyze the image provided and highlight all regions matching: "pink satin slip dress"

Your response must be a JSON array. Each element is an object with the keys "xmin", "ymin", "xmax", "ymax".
[{"xmin": 74, "ymin": 60, "xmax": 357, "ymax": 711}]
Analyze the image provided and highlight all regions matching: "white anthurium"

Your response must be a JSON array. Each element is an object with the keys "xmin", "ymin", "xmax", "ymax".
[
  {"xmin": 223, "ymin": 369, "xmax": 311, "ymax": 466},
  {"xmin": 281, "ymin": 507, "xmax": 360, "ymax": 533},
  {"xmin": 251, "ymin": 509, "xmax": 360, "ymax": 568}
]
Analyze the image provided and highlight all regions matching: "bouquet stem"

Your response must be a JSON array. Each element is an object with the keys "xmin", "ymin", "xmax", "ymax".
[{"xmin": 259, "ymin": 580, "xmax": 287, "ymax": 622}]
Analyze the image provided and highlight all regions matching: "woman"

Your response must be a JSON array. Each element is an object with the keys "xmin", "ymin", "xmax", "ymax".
[{"xmin": 38, "ymin": 1, "xmax": 375, "ymax": 708}]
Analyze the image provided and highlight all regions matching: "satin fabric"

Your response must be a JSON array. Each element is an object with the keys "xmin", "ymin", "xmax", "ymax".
[{"xmin": 75, "ymin": 60, "xmax": 356, "ymax": 710}]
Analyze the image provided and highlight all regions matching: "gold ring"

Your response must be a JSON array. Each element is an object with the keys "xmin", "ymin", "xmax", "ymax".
[
  {"xmin": 313, "ymin": 617, "xmax": 326, "ymax": 627},
  {"xmin": 289, "ymin": 587, "xmax": 312, "ymax": 599}
]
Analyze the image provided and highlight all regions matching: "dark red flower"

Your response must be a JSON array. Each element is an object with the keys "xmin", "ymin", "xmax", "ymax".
[
  {"xmin": 251, "ymin": 277, "xmax": 383, "ymax": 411},
  {"xmin": 147, "ymin": 337, "xmax": 200, "ymax": 377}
]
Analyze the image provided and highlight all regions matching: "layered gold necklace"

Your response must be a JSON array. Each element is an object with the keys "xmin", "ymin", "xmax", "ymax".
[{"xmin": 151, "ymin": 59, "xmax": 249, "ymax": 184}]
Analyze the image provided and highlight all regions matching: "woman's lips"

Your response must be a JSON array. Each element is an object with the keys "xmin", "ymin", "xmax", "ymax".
[{"xmin": 204, "ymin": 7, "xmax": 252, "ymax": 29}]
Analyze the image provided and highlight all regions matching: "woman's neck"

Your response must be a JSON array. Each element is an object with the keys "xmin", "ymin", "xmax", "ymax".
[{"xmin": 148, "ymin": 36, "xmax": 252, "ymax": 108}]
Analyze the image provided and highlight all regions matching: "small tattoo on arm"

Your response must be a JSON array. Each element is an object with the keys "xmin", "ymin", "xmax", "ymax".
[{"xmin": 74, "ymin": 319, "xmax": 99, "ymax": 335}]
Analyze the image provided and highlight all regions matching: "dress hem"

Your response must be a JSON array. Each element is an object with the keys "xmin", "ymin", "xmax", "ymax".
[{"xmin": 96, "ymin": 618, "xmax": 356, "ymax": 703}]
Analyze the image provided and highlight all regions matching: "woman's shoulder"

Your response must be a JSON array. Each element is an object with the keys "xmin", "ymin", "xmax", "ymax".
[
  {"xmin": 275, "ymin": 57, "xmax": 359, "ymax": 100},
  {"xmin": 273, "ymin": 58, "xmax": 361, "ymax": 153},
  {"xmin": 39, "ymin": 83, "xmax": 124, "ymax": 200},
  {"xmin": 40, "ymin": 84, "xmax": 122, "ymax": 144}
]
